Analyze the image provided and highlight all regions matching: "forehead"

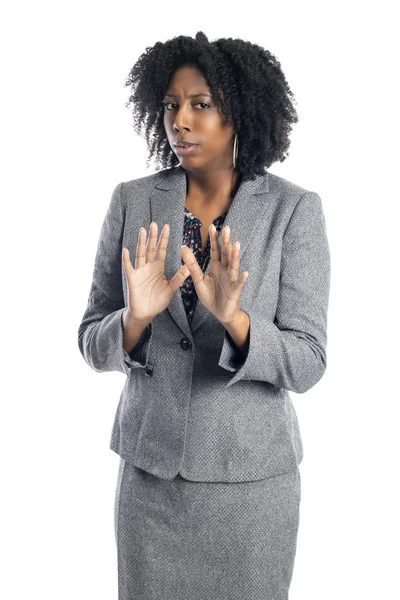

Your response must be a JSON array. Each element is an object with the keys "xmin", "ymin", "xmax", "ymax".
[
  {"xmin": 166, "ymin": 66, "xmax": 209, "ymax": 90},
  {"xmin": 164, "ymin": 66, "xmax": 224, "ymax": 104}
]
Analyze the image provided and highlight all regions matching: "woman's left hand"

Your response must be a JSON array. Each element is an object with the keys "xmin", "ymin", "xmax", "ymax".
[{"xmin": 181, "ymin": 224, "xmax": 249, "ymax": 325}]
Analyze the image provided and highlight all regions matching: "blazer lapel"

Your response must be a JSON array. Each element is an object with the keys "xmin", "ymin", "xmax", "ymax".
[{"xmin": 150, "ymin": 165, "xmax": 270, "ymax": 337}]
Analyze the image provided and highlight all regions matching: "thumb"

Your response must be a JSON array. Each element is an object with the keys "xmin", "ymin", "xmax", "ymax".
[
  {"xmin": 168, "ymin": 263, "xmax": 191, "ymax": 296},
  {"xmin": 180, "ymin": 263, "xmax": 191, "ymax": 280}
]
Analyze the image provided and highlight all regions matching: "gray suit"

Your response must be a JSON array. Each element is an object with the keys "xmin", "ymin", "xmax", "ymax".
[{"xmin": 78, "ymin": 164, "xmax": 330, "ymax": 482}]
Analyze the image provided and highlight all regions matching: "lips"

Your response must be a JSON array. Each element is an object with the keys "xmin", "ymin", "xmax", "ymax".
[
  {"xmin": 174, "ymin": 143, "xmax": 199, "ymax": 156},
  {"xmin": 174, "ymin": 141, "xmax": 198, "ymax": 147}
]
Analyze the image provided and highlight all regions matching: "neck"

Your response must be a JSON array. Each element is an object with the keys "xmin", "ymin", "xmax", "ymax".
[{"xmin": 184, "ymin": 168, "xmax": 241, "ymax": 205}]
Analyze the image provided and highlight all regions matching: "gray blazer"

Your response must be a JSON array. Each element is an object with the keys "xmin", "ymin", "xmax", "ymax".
[{"xmin": 78, "ymin": 164, "xmax": 330, "ymax": 482}]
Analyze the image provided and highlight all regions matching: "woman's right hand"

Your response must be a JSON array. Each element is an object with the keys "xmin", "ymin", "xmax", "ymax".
[{"xmin": 122, "ymin": 222, "xmax": 190, "ymax": 323}]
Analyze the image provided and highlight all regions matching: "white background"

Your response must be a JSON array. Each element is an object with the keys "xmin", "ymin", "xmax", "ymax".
[{"xmin": 2, "ymin": 1, "xmax": 399, "ymax": 598}]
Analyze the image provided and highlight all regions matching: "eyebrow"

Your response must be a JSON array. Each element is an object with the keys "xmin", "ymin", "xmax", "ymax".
[{"xmin": 163, "ymin": 93, "xmax": 212, "ymax": 99}]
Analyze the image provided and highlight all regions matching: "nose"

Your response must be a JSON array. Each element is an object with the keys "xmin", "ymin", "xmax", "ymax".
[{"xmin": 173, "ymin": 104, "xmax": 191, "ymax": 132}]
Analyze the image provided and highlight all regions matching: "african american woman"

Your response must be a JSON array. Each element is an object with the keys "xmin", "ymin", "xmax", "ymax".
[{"xmin": 78, "ymin": 31, "xmax": 331, "ymax": 600}]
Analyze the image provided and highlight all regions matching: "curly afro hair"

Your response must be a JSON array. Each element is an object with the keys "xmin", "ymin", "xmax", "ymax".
[{"xmin": 124, "ymin": 31, "xmax": 299, "ymax": 181}]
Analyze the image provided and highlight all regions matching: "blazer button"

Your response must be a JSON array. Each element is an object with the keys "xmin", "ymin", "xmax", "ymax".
[
  {"xmin": 144, "ymin": 364, "xmax": 154, "ymax": 377},
  {"xmin": 180, "ymin": 337, "xmax": 192, "ymax": 351}
]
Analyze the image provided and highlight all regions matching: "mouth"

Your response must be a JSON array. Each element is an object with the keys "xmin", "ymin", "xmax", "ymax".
[{"xmin": 174, "ymin": 143, "xmax": 199, "ymax": 155}]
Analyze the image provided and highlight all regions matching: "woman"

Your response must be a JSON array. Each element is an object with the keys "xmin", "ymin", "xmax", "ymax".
[{"xmin": 78, "ymin": 31, "xmax": 331, "ymax": 600}]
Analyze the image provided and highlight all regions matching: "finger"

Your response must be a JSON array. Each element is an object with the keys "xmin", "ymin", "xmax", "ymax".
[
  {"xmin": 181, "ymin": 245, "xmax": 204, "ymax": 287},
  {"xmin": 168, "ymin": 263, "xmax": 191, "ymax": 294},
  {"xmin": 146, "ymin": 222, "xmax": 158, "ymax": 262},
  {"xmin": 236, "ymin": 270, "xmax": 249, "ymax": 291},
  {"xmin": 155, "ymin": 223, "xmax": 170, "ymax": 264},
  {"xmin": 136, "ymin": 227, "xmax": 147, "ymax": 269},
  {"xmin": 221, "ymin": 225, "xmax": 232, "ymax": 268},
  {"xmin": 122, "ymin": 247, "xmax": 135, "ymax": 277},
  {"xmin": 209, "ymin": 223, "xmax": 221, "ymax": 265},
  {"xmin": 227, "ymin": 240, "xmax": 241, "ymax": 283}
]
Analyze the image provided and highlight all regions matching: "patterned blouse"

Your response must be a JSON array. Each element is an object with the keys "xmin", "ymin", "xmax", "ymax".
[{"xmin": 180, "ymin": 206, "xmax": 228, "ymax": 324}]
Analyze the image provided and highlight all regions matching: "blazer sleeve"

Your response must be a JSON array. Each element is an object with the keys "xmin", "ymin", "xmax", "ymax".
[
  {"xmin": 218, "ymin": 191, "xmax": 331, "ymax": 393},
  {"xmin": 77, "ymin": 182, "xmax": 152, "ymax": 376}
]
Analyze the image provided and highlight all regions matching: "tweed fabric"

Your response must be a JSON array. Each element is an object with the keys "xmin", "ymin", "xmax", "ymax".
[
  {"xmin": 77, "ymin": 165, "xmax": 330, "ymax": 481},
  {"xmin": 114, "ymin": 458, "xmax": 301, "ymax": 600}
]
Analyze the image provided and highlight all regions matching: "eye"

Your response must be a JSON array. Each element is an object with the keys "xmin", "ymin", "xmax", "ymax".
[{"xmin": 162, "ymin": 101, "xmax": 210, "ymax": 110}]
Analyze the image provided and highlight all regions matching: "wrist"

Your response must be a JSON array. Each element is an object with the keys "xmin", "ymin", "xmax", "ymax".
[
  {"xmin": 220, "ymin": 308, "xmax": 242, "ymax": 328},
  {"xmin": 124, "ymin": 308, "xmax": 152, "ymax": 327}
]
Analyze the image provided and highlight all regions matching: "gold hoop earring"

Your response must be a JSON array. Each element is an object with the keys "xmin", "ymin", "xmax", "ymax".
[{"xmin": 233, "ymin": 133, "xmax": 239, "ymax": 169}]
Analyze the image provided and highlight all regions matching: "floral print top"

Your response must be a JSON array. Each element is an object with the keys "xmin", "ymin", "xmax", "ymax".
[{"xmin": 180, "ymin": 206, "xmax": 228, "ymax": 324}]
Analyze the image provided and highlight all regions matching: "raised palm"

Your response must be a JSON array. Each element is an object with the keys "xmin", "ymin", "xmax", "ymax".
[
  {"xmin": 181, "ymin": 224, "xmax": 248, "ymax": 325},
  {"xmin": 122, "ymin": 222, "xmax": 190, "ymax": 322}
]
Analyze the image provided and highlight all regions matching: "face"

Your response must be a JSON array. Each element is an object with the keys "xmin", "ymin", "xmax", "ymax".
[{"xmin": 163, "ymin": 65, "xmax": 235, "ymax": 171}]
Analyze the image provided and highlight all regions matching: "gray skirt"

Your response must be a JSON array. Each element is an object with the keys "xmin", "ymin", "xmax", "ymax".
[{"xmin": 114, "ymin": 458, "xmax": 301, "ymax": 600}]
